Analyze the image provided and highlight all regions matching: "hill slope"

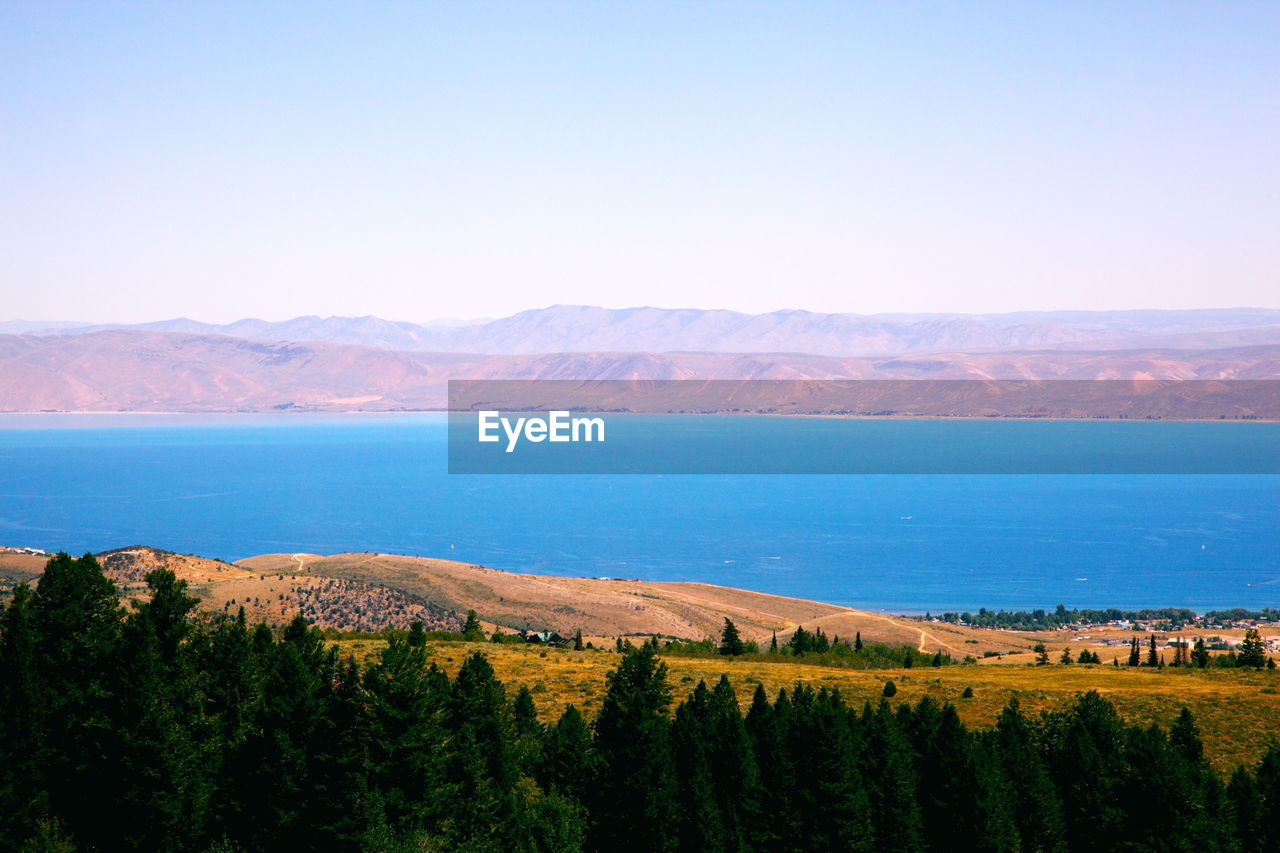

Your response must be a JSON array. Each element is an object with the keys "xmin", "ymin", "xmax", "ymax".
[
  {"xmin": 235, "ymin": 551, "xmax": 1022, "ymax": 653},
  {"xmin": 0, "ymin": 546, "xmax": 461, "ymax": 633}
]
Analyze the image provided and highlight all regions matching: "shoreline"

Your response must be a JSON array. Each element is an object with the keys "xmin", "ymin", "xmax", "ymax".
[
  {"xmin": 3, "ymin": 543, "xmax": 1276, "ymax": 620},
  {"xmin": 2, "ymin": 409, "xmax": 1278, "ymax": 424}
]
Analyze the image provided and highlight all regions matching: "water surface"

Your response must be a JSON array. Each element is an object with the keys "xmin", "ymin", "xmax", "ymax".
[{"xmin": 1, "ymin": 414, "xmax": 1276, "ymax": 613}]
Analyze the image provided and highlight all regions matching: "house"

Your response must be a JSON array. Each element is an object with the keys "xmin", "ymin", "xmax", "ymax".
[{"xmin": 526, "ymin": 631, "xmax": 571, "ymax": 648}]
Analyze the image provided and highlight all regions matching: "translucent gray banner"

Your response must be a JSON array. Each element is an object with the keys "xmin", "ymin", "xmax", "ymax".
[{"xmin": 447, "ymin": 380, "xmax": 1280, "ymax": 474}]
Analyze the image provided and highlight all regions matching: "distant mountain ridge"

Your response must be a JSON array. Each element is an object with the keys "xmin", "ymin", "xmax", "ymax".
[
  {"xmin": 2, "ymin": 328, "xmax": 1278, "ymax": 413},
  {"xmin": 27, "ymin": 305, "xmax": 1280, "ymax": 358}
]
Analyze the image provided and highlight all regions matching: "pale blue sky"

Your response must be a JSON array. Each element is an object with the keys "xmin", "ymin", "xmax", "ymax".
[{"xmin": 2, "ymin": 2, "xmax": 1277, "ymax": 323}]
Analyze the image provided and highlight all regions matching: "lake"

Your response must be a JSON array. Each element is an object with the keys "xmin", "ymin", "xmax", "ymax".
[{"xmin": 1, "ymin": 414, "xmax": 1276, "ymax": 613}]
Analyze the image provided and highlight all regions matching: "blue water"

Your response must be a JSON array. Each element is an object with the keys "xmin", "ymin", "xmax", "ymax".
[{"xmin": 1, "ymin": 414, "xmax": 1277, "ymax": 613}]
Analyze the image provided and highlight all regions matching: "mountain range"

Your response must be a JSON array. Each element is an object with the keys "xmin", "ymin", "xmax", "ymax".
[
  {"xmin": 2, "ymin": 305, "xmax": 1278, "ymax": 412},
  {"xmin": 11, "ymin": 305, "xmax": 1280, "ymax": 357},
  {"xmin": 2, "ymin": 328, "xmax": 1278, "ymax": 413}
]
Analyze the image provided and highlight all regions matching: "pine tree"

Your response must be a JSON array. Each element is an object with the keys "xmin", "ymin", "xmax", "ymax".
[
  {"xmin": 514, "ymin": 685, "xmax": 541, "ymax": 738},
  {"xmin": 364, "ymin": 633, "xmax": 448, "ymax": 841},
  {"xmin": 1109, "ymin": 721, "xmax": 1181, "ymax": 848},
  {"xmin": 1146, "ymin": 634, "xmax": 1160, "ymax": 667},
  {"xmin": 1042, "ymin": 691, "xmax": 1128, "ymax": 851},
  {"xmin": 991, "ymin": 698, "xmax": 1066, "ymax": 852},
  {"xmin": 909, "ymin": 698, "xmax": 1017, "ymax": 851},
  {"xmin": 0, "ymin": 583, "xmax": 49, "ymax": 849},
  {"xmin": 1034, "ymin": 643, "xmax": 1050, "ymax": 665},
  {"xmin": 769, "ymin": 631, "xmax": 778, "ymax": 653},
  {"xmin": 744, "ymin": 685, "xmax": 790, "ymax": 850},
  {"xmin": 539, "ymin": 704, "xmax": 596, "ymax": 805},
  {"xmin": 782, "ymin": 686, "xmax": 876, "ymax": 851},
  {"xmin": 590, "ymin": 644, "xmax": 678, "ymax": 852},
  {"xmin": 854, "ymin": 631, "xmax": 863, "ymax": 652},
  {"xmin": 1128, "ymin": 636, "xmax": 1141, "ymax": 667},
  {"xmin": 196, "ymin": 608, "xmax": 262, "ymax": 844},
  {"xmin": 1228, "ymin": 766, "xmax": 1263, "ymax": 852},
  {"xmin": 462, "ymin": 609, "xmax": 485, "ymax": 641},
  {"xmin": 108, "ymin": 569, "xmax": 208, "ymax": 851},
  {"xmin": 238, "ymin": 615, "xmax": 341, "ymax": 851},
  {"xmin": 1187, "ymin": 637, "xmax": 1208, "ymax": 671},
  {"xmin": 1059, "ymin": 648, "xmax": 1074, "ymax": 665},
  {"xmin": 1239, "ymin": 629, "xmax": 1267, "ymax": 669},
  {"xmin": 306, "ymin": 655, "xmax": 378, "ymax": 849},
  {"xmin": 407, "ymin": 620, "xmax": 427, "ymax": 647},
  {"xmin": 718, "ymin": 618, "xmax": 745, "ymax": 656},
  {"xmin": 859, "ymin": 698, "xmax": 925, "ymax": 851},
  {"xmin": 1170, "ymin": 707, "xmax": 1203, "ymax": 764},
  {"xmin": 789, "ymin": 625, "xmax": 812, "ymax": 656},
  {"xmin": 28, "ymin": 553, "xmax": 124, "ymax": 848},
  {"xmin": 747, "ymin": 686, "xmax": 783, "ymax": 845},
  {"xmin": 573, "ymin": 628, "xmax": 584, "ymax": 651},
  {"xmin": 704, "ymin": 675, "xmax": 763, "ymax": 850},
  {"xmin": 670, "ymin": 681, "xmax": 727, "ymax": 851},
  {"xmin": 1255, "ymin": 743, "xmax": 1280, "ymax": 851},
  {"xmin": 442, "ymin": 651, "xmax": 525, "ymax": 850}
]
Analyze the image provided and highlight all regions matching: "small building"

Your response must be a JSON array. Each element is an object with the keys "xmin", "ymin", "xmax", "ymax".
[{"xmin": 527, "ymin": 631, "xmax": 571, "ymax": 648}]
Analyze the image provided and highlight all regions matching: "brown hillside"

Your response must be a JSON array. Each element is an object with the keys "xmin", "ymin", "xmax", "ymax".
[
  {"xmin": 0, "ymin": 550, "xmax": 49, "ymax": 588},
  {"xmin": 234, "ymin": 551, "xmax": 1017, "ymax": 653},
  {"xmin": 0, "ymin": 546, "xmax": 252, "ymax": 591},
  {"xmin": 0, "ymin": 545, "xmax": 463, "ymax": 633},
  {"xmin": 97, "ymin": 546, "xmax": 254, "ymax": 590},
  {"xmin": 192, "ymin": 573, "xmax": 461, "ymax": 633}
]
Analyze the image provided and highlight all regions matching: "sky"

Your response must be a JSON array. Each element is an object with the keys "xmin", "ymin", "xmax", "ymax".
[{"xmin": 1, "ymin": 2, "xmax": 1277, "ymax": 324}]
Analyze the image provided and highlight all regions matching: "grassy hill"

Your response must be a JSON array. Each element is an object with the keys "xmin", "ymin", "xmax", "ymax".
[
  {"xmin": 235, "ymin": 550, "xmax": 1033, "ymax": 653},
  {"xmin": 9, "ymin": 546, "xmax": 1275, "ymax": 664},
  {"xmin": 0, "ymin": 545, "xmax": 461, "ymax": 632},
  {"xmin": 97, "ymin": 545, "xmax": 254, "ymax": 587}
]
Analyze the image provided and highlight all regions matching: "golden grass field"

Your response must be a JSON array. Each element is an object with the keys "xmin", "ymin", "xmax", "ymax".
[{"xmin": 332, "ymin": 639, "xmax": 1280, "ymax": 775}]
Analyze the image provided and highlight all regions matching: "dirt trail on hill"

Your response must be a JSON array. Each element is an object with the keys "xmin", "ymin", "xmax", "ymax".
[
  {"xmin": 825, "ymin": 609, "xmax": 966, "ymax": 654},
  {"xmin": 634, "ymin": 585, "xmax": 832, "ymax": 626},
  {"xmin": 855, "ymin": 607, "xmax": 962, "ymax": 653}
]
